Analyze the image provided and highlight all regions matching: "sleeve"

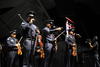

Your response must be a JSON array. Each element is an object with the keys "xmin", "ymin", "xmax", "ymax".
[
  {"xmin": 6, "ymin": 37, "xmax": 13, "ymax": 47},
  {"xmin": 43, "ymin": 27, "xmax": 49, "ymax": 36},
  {"xmin": 31, "ymin": 24, "xmax": 38, "ymax": 30},
  {"xmin": 49, "ymin": 29, "xmax": 56, "ymax": 32},
  {"xmin": 21, "ymin": 21, "xmax": 28, "ymax": 29},
  {"xmin": 65, "ymin": 36, "xmax": 69, "ymax": 43}
]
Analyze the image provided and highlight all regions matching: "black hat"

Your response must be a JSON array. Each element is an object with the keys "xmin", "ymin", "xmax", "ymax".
[
  {"xmin": 47, "ymin": 22, "xmax": 53, "ymax": 25},
  {"xmin": 10, "ymin": 30, "xmax": 16, "ymax": 34},
  {"xmin": 27, "ymin": 11, "xmax": 36, "ymax": 17},
  {"xmin": 48, "ymin": 19, "xmax": 54, "ymax": 22},
  {"xmin": 46, "ymin": 19, "xmax": 54, "ymax": 25}
]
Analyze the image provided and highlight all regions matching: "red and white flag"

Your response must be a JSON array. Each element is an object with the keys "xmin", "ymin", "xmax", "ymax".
[
  {"xmin": 65, "ymin": 17, "xmax": 74, "ymax": 23},
  {"xmin": 65, "ymin": 17, "xmax": 75, "ymax": 37}
]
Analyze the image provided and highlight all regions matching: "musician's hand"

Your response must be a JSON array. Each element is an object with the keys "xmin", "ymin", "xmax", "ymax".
[
  {"xmin": 89, "ymin": 43, "xmax": 94, "ymax": 48},
  {"xmin": 71, "ymin": 43, "xmax": 76, "ymax": 47},
  {"xmin": 55, "ymin": 27, "xmax": 62, "ymax": 31},
  {"xmin": 36, "ymin": 47, "xmax": 43, "ymax": 52},
  {"xmin": 37, "ymin": 49, "xmax": 41, "ymax": 52},
  {"xmin": 16, "ymin": 43, "xmax": 20, "ymax": 46},
  {"xmin": 76, "ymin": 34, "xmax": 81, "ymax": 38},
  {"xmin": 54, "ymin": 38, "xmax": 57, "ymax": 41},
  {"xmin": 18, "ymin": 14, "xmax": 21, "ymax": 16}
]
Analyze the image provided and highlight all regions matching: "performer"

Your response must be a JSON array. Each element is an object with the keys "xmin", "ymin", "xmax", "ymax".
[
  {"xmin": 65, "ymin": 29, "xmax": 77, "ymax": 55},
  {"xmin": 20, "ymin": 11, "xmax": 40, "ymax": 67},
  {"xmin": 65, "ymin": 28, "xmax": 78, "ymax": 67},
  {"xmin": 6, "ymin": 30, "xmax": 21, "ymax": 67},
  {"xmin": 43, "ymin": 20, "xmax": 62, "ymax": 67},
  {"xmin": 87, "ymin": 36, "xmax": 100, "ymax": 67}
]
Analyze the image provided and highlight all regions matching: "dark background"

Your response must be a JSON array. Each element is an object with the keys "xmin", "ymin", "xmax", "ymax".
[
  {"xmin": 0, "ymin": 0, "xmax": 100, "ymax": 38},
  {"xmin": 0, "ymin": 0, "xmax": 100, "ymax": 67}
]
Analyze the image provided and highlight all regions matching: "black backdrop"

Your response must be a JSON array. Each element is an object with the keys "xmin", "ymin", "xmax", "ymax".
[
  {"xmin": 0, "ymin": 0, "xmax": 100, "ymax": 67},
  {"xmin": 0, "ymin": 0, "xmax": 100, "ymax": 38},
  {"xmin": 0, "ymin": 0, "xmax": 51, "ymax": 37}
]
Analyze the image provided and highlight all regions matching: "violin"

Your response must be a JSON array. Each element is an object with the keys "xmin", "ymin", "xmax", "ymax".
[
  {"xmin": 16, "ymin": 36, "xmax": 23, "ymax": 55},
  {"xmin": 36, "ymin": 34, "xmax": 45, "ymax": 59},
  {"xmin": 36, "ymin": 48, "xmax": 45, "ymax": 59},
  {"xmin": 71, "ymin": 43, "xmax": 77, "ymax": 56},
  {"xmin": 16, "ymin": 43, "xmax": 22, "ymax": 55}
]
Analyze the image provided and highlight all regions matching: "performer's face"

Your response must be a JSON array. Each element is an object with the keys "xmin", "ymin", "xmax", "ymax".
[
  {"xmin": 11, "ymin": 34, "xmax": 16, "ymax": 38},
  {"xmin": 29, "ymin": 18, "xmax": 35, "ymax": 24},
  {"xmin": 27, "ymin": 17, "xmax": 35, "ymax": 24},
  {"xmin": 47, "ymin": 24, "xmax": 52, "ymax": 28},
  {"xmin": 69, "ymin": 31, "xmax": 74, "ymax": 35}
]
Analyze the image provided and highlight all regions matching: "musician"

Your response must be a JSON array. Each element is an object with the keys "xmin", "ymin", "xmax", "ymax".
[
  {"xmin": 6, "ymin": 30, "xmax": 19, "ymax": 67},
  {"xmin": 87, "ymin": 36, "xmax": 100, "ymax": 67},
  {"xmin": 65, "ymin": 28, "xmax": 78, "ymax": 67},
  {"xmin": 43, "ymin": 20, "xmax": 62, "ymax": 67},
  {"xmin": 20, "ymin": 11, "xmax": 40, "ymax": 67}
]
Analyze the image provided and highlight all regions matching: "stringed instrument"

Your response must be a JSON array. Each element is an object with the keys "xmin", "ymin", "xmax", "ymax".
[
  {"xmin": 16, "ymin": 43, "xmax": 22, "ymax": 55},
  {"xmin": 36, "ymin": 34, "xmax": 45, "ymax": 59},
  {"xmin": 16, "ymin": 36, "xmax": 23, "ymax": 55},
  {"xmin": 71, "ymin": 43, "xmax": 77, "ymax": 56}
]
